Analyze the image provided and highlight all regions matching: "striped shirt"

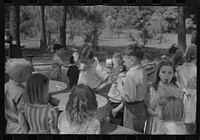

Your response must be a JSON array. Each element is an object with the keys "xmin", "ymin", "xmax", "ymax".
[{"xmin": 24, "ymin": 103, "xmax": 58, "ymax": 134}]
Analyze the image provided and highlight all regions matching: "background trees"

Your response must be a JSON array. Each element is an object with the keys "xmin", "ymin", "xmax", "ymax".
[{"xmin": 5, "ymin": 6, "xmax": 196, "ymax": 52}]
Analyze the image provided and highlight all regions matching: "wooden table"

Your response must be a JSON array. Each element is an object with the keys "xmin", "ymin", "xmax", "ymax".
[
  {"xmin": 101, "ymin": 122, "xmax": 141, "ymax": 134},
  {"xmin": 22, "ymin": 80, "xmax": 68, "ymax": 93}
]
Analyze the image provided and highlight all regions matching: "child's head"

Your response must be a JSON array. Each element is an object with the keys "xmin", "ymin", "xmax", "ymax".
[
  {"xmin": 69, "ymin": 56, "xmax": 75, "ymax": 65},
  {"xmin": 72, "ymin": 52, "xmax": 80, "ymax": 63},
  {"xmin": 24, "ymin": 73, "xmax": 49, "ymax": 104},
  {"xmin": 65, "ymin": 84, "xmax": 98, "ymax": 124},
  {"xmin": 171, "ymin": 50, "xmax": 185, "ymax": 67},
  {"xmin": 53, "ymin": 44, "xmax": 64, "ymax": 56},
  {"xmin": 80, "ymin": 46, "xmax": 94, "ymax": 68},
  {"xmin": 112, "ymin": 52, "xmax": 126, "ymax": 74},
  {"xmin": 5, "ymin": 58, "xmax": 32, "ymax": 83},
  {"xmin": 159, "ymin": 96, "xmax": 184, "ymax": 122},
  {"xmin": 123, "ymin": 44, "xmax": 144, "ymax": 71},
  {"xmin": 153, "ymin": 61, "xmax": 176, "ymax": 90}
]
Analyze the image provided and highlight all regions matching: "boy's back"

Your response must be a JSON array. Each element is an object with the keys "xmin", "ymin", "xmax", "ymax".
[
  {"xmin": 67, "ymin": 65, "xmax": 80, "ymax": 88},
  {"xmin": 5, "ymin": 79, "xmax": 25, "ymax": 134},
  {"xmin": 50, "ymin": 54, "xmax": 63, "ymax": 80}
]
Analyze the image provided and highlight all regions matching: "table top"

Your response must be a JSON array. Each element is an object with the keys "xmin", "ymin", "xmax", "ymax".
[
  {"xmin": 52, "ymin": 92, "xmax": 108, "ymax": 111},
  {"xmin": 22, "ymin": 80, "xmax": 68, "ymax": 93}
]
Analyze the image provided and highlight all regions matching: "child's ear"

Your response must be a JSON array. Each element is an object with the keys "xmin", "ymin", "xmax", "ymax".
[{"xmin": 18, "ymin": 71, "xmax": 22, "ymax": 78}]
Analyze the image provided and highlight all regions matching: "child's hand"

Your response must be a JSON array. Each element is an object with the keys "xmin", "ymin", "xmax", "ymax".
[{"xmin": 112, "ymin": 108, "xmax": 119, "ymax": 117}]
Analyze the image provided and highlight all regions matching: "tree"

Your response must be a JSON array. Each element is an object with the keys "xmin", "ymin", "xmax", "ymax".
[
  {"xmin": 39, "ymin": 6, "xmax": 47, "ymax": 50},
  {"xmin": 9, "ymin": 6, "xmax": 21, "ymax": 58},
  {"xmin": 177, "ymin": 6, "xmax": 186, "ymax": 53},
  {"xmin": 59, "ymin": 6, "xmax": 67, "ymax": 49}
]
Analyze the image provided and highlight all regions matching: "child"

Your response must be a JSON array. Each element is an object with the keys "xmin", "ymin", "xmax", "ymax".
[
  {"xmin": 175, "ymin": 45, "xmax": 197, "ymax": 134},
  {"xmin": 50, "ymin": 44, "xmax": 68, "ymax": 81},
  {"xmin": 67, "ymin": 55, "xmax": 80, "ymax": 89},
  {"xmin": 77, "ymin": 46, "xmax": 111, "ymax": 96},
  {"xmin": 57, "ymin": 84, "xmax": 101, "ymax": 134},
  {"xmin": 18, "ymin": 73, "xmax": 59, "ymax": 134},
  {"xmin": 145, "ymin": 61, "xmax": 183, "ymax": 134},
  {"xmin": 107, "ymin": 52, "xmax": 126, "ymax": 126},
  {"xmin": 155, "ymin": 96, "xmax": 187, "ymax": 134},
  {"xmin": 122, "ymin": 44, "xmax": 148, "ymax": 133},
  {"xmin": 4, "ymin": 59, "xmax": 32, "ymax": 134}
]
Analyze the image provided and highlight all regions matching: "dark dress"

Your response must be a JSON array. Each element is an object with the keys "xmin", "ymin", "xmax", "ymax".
[{"xmin": 67, "ymin": 65, "xmax": 80, "ymax": 89}]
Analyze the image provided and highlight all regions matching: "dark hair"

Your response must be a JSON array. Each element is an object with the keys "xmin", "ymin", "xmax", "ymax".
[
  {"xmin": 113, "ymin": 52, "xmax": 123, "ymax": 66},
  {"xmin": 171, "ymin": 51, "xmax": 185, "ymax": 67},
  {"xmin": 123, "ymin": 44, "xmax": 144, "ymax": 60},
  {"xmin": 53, "ymin": 44, "xmax": 63, "ymax": 52},
  {"xmin": 152, "ymin": 61, "xmax": 177, "ymax": 91},
  {"xmin": 80, "ymin": 46, "xmax": 94, "ymax": 63},
  {"xmin": 69, "ymin": 56, "xmax": 75, "ymax": 64},
  {"xmin": 160, "ymin": 96, "xmax": 184, "ymax": 122},
  {"xmin": 65, "ymin": 84, "xmax": 98, "ymax": 124},
  {"xmin": 24, "ymin": 73, "xmax": 49, "ymax": 104},
  {"xmin": 191, "ymin": 30, "xmax": 197, "ymax": 45}
]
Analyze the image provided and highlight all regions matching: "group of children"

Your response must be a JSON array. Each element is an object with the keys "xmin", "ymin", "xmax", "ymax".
[{"xmin": 4, "ymin": 38, "xmax": 196, "ymax": 134}]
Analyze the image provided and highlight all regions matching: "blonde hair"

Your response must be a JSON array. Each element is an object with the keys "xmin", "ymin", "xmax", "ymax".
[
  {"xmin": 160, "ymin": 96, "xmax": 184, "ymax": 122},
  {"xmin": 5, "ymin": 58, "xmax": 31, "ymax": 78}
]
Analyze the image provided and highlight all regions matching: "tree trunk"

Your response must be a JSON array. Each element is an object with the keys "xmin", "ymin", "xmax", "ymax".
[
  {"xmin": 178, "ymin": 6, "xmax": 186, "ymax": 53},
  {"xmin": 39, "ymin": 6, "xmax": 47, "ymax": 50},
  {"xmin": 9, "ymin": 6, "xmax": 21, "ymax": 58},
  {"xmin": 59, "ymin": 6, "xmax": 67, "ymax": 49}
]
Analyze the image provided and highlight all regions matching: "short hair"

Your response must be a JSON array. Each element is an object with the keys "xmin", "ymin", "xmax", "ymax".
[
  {"xmin": 24, "ymin": 73, "xmax": 49, "ymax": 104},
  {"xmin": 171, "ymin": 50, "xmax": 185, "ymax": 67},
  {"xmin": 69, "ymin": 56, "xmax": 75, "ymax": 64},
  {"xmin": 113, "ymin": 52, "xmax": 123, "ymax": 66},
  {"xmin": 185, "ymin": 44, "xmax": 197, "ymax": 63},
  {"xmin": 5, "ymin": 58, "xmax": 31, "ymax": 78},
  {"xmin": 80, "ymin": 46, "xmax": 94, "ymax": 63},
  {"xmin": 152, "ymin": 61, "xmax": 177, "ymax": 91},
  {"xmin": 160, "ymin": 96, "xmax": 184, "ymax": 122},
  {"xmin": 123, "ymin": 44, "xmax": 144, "ymax": 60},
  {"xmin": 191, "ymin": 30, "xmax": 197, "ymax": 45},
  {"xmin": 65, "ymin": 84, "xmax": 98, "ymax": 124},
  {"xmin": 53, "ymin": 44, "xmax": 63, "ymax": 52}
]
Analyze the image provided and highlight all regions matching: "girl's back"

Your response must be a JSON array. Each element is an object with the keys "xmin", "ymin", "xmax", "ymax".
[{"xmin": 24, "ymin": 103, "xmax": 58, "ymax": 134}]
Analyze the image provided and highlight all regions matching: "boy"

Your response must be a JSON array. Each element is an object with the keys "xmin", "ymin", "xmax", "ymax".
[
  {"xmin": 5, "ymin": 59, "xmax": 33, "ymax": 134},
  {"xmin": 78, "ymin": 46, "xmax": 111, "ymax": 95},
  {"xmin": 122, "ymin": 44, "xmax": 148, "ymax": 133},
  {"xmin": 50, "ymin": 44, "xmax": 68, "ymax": 81},
  {"xmin": 67, "ymin": 55, "xmax": 80, "ymax": 89}
]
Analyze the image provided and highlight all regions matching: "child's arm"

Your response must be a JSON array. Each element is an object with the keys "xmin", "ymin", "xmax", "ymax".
[
  {"xmin": 49, "ymin": 108, "xmax": 59, "ymax": 134},
  {"xmin": 94, "ymin": 76, "xmax": 112, "ymax": 91},
  {"xmin": 112, "ymin": 102, "xmax": 124, "ymax": 117},
  {"xmin": 56, "ymin": 56, "xmax": 68, "ymax": 68},
  {"xmin": 146, "ymin": 107, "xmax": 160, "ymax": 116},
  {"xmin": 18, "ymin": 113, "xmax": 30, "ymax": 134}
]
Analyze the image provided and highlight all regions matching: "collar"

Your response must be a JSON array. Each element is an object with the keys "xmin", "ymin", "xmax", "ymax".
[{"xmin": 9, "ymin": 79, "xmax": 25, "ymax": 89}]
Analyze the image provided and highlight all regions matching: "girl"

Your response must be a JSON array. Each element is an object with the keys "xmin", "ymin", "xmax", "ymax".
[
  {"xmin": 145, "ymin": 61, "xmax": 183, "ymax": 134},
  {"xmin": 57, "ymin": 84, "xmax": 101, "ymax": 134},
  {"xmin": 107, "ymin": 52, "xmax": 126, "ymax": 126},
  {"xmin": 19, "ymin": 73, "xmax": 59, "ymax": 134},
  {"xmin": 155, "ymin": 96, "xmax": 187, "ymax": 134}
]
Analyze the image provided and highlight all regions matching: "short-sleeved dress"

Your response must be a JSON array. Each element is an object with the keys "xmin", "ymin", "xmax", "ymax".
[
  {"xmin": 58, "ymin": 111, "xmax": 101, "ymax": 134},
  {"xmin": 4, "ymin": 79, "xmax": 25, "ymax": 134},
  {"xmin": 23, "ymin": 103, "xmax": 58, "ymax": 134},
  {"xmin": 145, "ymin": 82, "xmax": 182, "ymax": 134},
  {"xmin": 50, "ymin": 54, "xmax": 64, "ymax": 80}
]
